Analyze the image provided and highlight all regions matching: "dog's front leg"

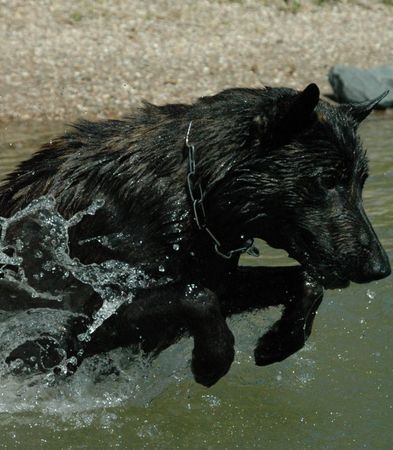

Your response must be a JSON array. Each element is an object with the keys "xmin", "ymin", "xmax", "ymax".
[
  {"xmin": 181, "ymin": 283, "xmax": 235, "ymax": 387},
  {"xmin": 253, "ymin": 270, "xmax": 323, "ymax": 366},
  {"xmin": 221, "ymin": 266, "xmax": 323, "ymax": 365},
  {"xmin": 75, "ymin": 283, "xmax": 234, "ymax": 386}
]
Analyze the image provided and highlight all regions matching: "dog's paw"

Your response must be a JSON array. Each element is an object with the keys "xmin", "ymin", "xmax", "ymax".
[
  {"xmin": 191, "ymin": 348, "xmax": 235, "ymax": 387},
  {"xmin": 254, "ymin": 327, "xmax": 305, "ymax": 366},
  {"xmin": 191, "ymin": 330, "xmax": 235, "ymax": 387}
]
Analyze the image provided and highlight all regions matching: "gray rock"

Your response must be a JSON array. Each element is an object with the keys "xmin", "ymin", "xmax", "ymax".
[{"xmin": 328, "ymin": 65, "xmax": 393, "ymax": 108}]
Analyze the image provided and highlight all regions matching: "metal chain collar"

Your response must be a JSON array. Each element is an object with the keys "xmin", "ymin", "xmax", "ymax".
[{"xmin": 184, "ymin": 121, "xmax": 259, "ymax": 260}]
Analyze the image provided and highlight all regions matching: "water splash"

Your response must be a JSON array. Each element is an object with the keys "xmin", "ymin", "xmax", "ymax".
[
  {"xmin": 0, "ymin": 196, "xmax": 190, "ymax": 416},
  {"xmin": 0, "ymin": 195, "xmax": 287, "ymax": 422},
  {"xmin": 0, "ymin": 196, "xmax": 165, "ymax": 343}
]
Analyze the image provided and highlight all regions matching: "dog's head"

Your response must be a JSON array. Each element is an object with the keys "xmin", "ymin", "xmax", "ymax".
[{"xmin": 234, "ymin": 84, "xmax": 390, "ymax": 289}]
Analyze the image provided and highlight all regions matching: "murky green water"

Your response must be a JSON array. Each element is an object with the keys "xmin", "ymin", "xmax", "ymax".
[{"xmin": 0, "ymin": 116, "xmax": 392, "ymax": 449}]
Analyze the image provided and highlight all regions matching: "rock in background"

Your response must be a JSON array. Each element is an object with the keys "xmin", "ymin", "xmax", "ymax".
[{"xmin": 328, "ymin": 65, "xmax": 393, "ymax": 108}]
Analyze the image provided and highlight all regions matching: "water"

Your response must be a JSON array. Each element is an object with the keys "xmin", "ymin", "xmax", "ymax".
[{"xmin": 0, "ymin": 116, "xmax": 392, "ymax": 449}]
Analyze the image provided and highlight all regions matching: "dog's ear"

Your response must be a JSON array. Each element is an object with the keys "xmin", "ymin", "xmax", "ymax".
[
  {"xmin": 253, "ymin": 84, "xmax": 320, "ymax": 145},
  {"xmin": 345, "ymin": 90, "xmax": 389, "ymax": 124},
  {"xmin": 276, "ymin": 83, "xmax": 320, "ymax": 136}
]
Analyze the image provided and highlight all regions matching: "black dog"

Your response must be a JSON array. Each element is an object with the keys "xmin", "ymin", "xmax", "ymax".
[{"xmin": 0, "ymin": 84, "xmax": 390, "ymax": 386}]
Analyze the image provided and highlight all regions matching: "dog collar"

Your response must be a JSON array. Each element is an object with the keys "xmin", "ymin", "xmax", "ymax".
[{"xmin": 184, "ymin": 121, "xmax": 259, "ymax": 260}]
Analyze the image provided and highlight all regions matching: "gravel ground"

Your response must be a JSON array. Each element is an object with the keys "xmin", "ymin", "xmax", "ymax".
[{"xmin": 0, "ymin": 0, "xmax": 392, "ymax": 122}]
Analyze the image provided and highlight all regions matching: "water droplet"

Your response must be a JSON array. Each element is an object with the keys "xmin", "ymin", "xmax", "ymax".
[
  {"xmin": 158, "ymin": 265, "xmax": 165, "ymax": 272},
  {"xmin": 173, "ymin": 244, "xmax": 179, "ymax": 251},
  {"xmin": 366, "ymin": 289, "xmax": 376, "ymax": 300},
  {"xmin": 78, "ymin": 332, "xmax": 91, "ymax": 342},
  {"xmin": 67, "ymin": 356, "xmax": 78, "ymax": 366},
  {"xmin": 202, "ymin": 394, "xmax": 221, "ymax": 408}
]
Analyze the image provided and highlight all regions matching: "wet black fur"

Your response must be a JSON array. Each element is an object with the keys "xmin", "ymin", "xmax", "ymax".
[{"xmin": 0, "ymin": 84, "xmax": 390, "ymax": 386}]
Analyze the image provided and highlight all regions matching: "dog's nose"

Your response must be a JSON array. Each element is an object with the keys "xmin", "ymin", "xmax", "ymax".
[
  {"xmin": 365, "ymin": 258, "xmax": 391, "ymax": 281},
  {"xmin": 352, "ymin": 216, "xmax": 392, "ymax": 283},
  {"xmin": 357, "ymin": 251, "xmax": 391, "ymax": 283}
]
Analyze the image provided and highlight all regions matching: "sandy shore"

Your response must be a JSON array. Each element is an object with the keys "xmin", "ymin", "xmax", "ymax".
[{"xmin": 1, "ymin": 0, "xmax": 392, "ymax": 122}]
